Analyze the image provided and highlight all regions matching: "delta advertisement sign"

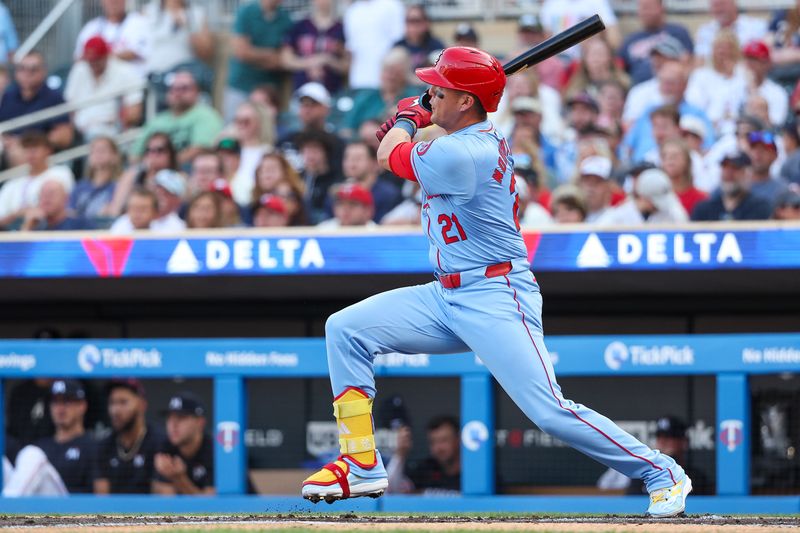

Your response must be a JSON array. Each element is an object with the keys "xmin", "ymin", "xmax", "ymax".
[{"xmin": 0, "ymin": 227, "xmax": 797, "ymax": 278}]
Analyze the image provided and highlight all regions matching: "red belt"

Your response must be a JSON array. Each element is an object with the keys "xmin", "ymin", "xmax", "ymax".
[{"xmin": 439, "ymin": 261, "xmax": 513, "ymax": 289}]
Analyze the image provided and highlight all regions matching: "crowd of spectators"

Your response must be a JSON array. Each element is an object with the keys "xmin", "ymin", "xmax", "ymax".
[{"xmin": 0, "ymin": 0, "xmax": 799, "ymax": 234}]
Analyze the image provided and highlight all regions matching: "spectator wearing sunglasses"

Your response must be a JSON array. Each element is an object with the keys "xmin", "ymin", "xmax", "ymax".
[
  {"xmin": 691, "ymin": 148, "xmax": 772, "ymax": 221},
  {"xmin": 747, "ymin": 130, "xmax": 788, "ymax": 207}
]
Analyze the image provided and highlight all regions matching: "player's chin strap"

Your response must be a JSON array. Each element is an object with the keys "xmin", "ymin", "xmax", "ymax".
[{"xmin": 332, "ymin": 387, "xmax": 377, "ymax": 467}]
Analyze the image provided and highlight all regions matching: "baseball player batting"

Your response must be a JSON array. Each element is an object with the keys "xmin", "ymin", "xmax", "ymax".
[{"xmin": 301, "ymin": 47, "xmax": 692, "ymax": 517}]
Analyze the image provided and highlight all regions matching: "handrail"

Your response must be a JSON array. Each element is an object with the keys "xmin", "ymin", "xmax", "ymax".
[
  {"xmin": 13, "ymin": 0, "xmax": 79, "ymax": 63},
  {"xmin": 0, "ymin": 129, "xmax": 141, "ymax": 184},
  {"xmin": 0, "ymin": 127, "xmax": 142, "ymax": 184},
  {"xmin": 0, "ymin": 80, "xmax": 148, "ymax": 135}
]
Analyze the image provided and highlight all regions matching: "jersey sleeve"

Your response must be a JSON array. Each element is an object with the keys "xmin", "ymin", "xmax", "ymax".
[{"xmin": 410, "ymin": 136, "xmax": 477, "ymax": 203}]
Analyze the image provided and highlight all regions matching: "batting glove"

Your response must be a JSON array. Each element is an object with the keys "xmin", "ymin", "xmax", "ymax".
[{"xmin": 376, "ymin": 96, "xmax": 433, "ymax": 142}]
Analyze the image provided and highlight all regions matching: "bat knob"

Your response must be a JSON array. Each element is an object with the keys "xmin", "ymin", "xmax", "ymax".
[{"xmin": 418, "ymin": 90, "xmax": 432, "ymax": 112}]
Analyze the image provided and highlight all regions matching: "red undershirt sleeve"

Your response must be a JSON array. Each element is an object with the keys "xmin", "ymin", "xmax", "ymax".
[{"xmin": 388, "ymin": 142, "xmax": 417, "ymax": 182}]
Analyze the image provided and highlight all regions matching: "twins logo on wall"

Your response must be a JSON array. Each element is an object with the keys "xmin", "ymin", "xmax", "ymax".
[
  {"xmin": 720, "ymin": 419, "xmax": 743, "ymax": 452},
  {"xmin": 216, "ymin": 421, "xmax": 240, "ymax": 453}
]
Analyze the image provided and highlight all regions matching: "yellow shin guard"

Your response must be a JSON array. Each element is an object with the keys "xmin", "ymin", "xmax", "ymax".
[{"xmin": 332, "ymin": 387, "xmax": 377, "ymax": 467}]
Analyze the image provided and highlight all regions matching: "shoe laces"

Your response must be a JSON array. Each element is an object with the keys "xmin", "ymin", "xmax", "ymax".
[
  {"xmin": 650, "ymin": 480, "xmax": 681, "ymax": 504},
  {"xmin": 650, "ymin": 487, "xmax": 669, "ymax": 504}
]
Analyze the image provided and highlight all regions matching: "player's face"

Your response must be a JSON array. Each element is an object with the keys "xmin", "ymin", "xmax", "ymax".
[
  {"xmin": 50, "ymin": 398, "xmax": 86, "ymax": 430},
  {"xmin": 166, "ymin": 413, "xmax": 204, "ymax": 447},
  {"xmin": 108, "ymin": 389, "xmax": 142, "ymax": 433},
  {"xmin": 428, "ymin": 425, "xmax": 459, "ymax": 467},
  {"xmin": 427, "ymin": 86, "xmax": 472, "ymax": 129}
]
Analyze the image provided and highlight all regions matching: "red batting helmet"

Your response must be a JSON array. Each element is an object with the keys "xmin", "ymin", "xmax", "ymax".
[{"xmin": 415, "ymin": 47, "xmax": 506, "ymax": 113}]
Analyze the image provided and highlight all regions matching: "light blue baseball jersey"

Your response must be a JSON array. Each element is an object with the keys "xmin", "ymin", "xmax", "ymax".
[{"xmin": 409, "ymin": 120, "xmax": 529, "ymax": 274}]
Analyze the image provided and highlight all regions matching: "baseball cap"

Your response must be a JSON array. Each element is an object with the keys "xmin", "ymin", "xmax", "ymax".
[
  {"xmin": 511, "ymin": 96, "xmax": 542, "ymax": 115},
  {"xmin": 336, "ymin": 183, "xmax": 374, "ymax": 206},
  {"xmin": 50, "ymin": 379, "xmax": 86, "ymax": 401},
  {"xmin": 208, "ymin": 178, "xmax": 233, "ymax": 199},
  {"xmin": 107, "ymin": 378, "xmax": 146, "ymax": 398},
  {"xmin": 655, "ymin": 416, "xmax": 687, "ymax": 439},
  {"xmin": 518, "ymin": 13, "xmax": 543, "ymax": 32},
  {"xmin": 454, "ymin": 23, "xmax": 478, "ymax": 42},
  {"xmin": 217, "ymin": 137, "xmax": 241, "ymax": 153},
  {"xmin": 579, "ymin": 155, "xmax": 612, "ymax": 179},
  {"xmin": 295, "ymin": 82, "xmax": 332, "ymax": 107},
  {"xmin": 742, "ymin": 40, "xmax": 770, "ymax": 62},
  {"xmin": 721, "ymin": 149, "xmax": 752, "ymax": 168},
  {"xmin": 679, "ymin": 115, "xmax": 706, "ymax": 139},
  {"xmin": 256, "ymin": 193, "xmax": 287, "ymax": 215},
  {"xmin": 566, "ymin": 92, "xmax": 599, "ymax": 113},
  {"xmin": 649, "ymin": 36, "xmax": 685, "ymax": 59},
  {"xmin": 83, "ymin": 35, "xmax": 111, "ymax": 61},
  {"xmin": 635, "ymin": 168, "xmax": 677, "ymax": 213},
  {"xmin": 162, "ymin": 392, "xmax": 206, "ymax": 417},
  {"xmin": 154, "ymin": 169, "xmax": 187, "ymax": 197},
  {"xmin": 747, "ymin": 130, "xmax": 777, "ymax": 149}
]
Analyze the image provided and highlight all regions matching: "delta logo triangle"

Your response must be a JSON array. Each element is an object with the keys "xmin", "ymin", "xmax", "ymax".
[
  {"xmin": 167, "ymin": 239, "xmax": 200, "ymax": 274},
  {"xmin": 81, "ymin": 238, "xmax": 134, "ymax": 277},
  {"xmin": 576, "ymin": 233, "xmax": 611, "ymax": 268}
]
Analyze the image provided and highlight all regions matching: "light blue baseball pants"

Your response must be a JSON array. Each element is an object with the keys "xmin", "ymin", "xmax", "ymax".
[{"xmin": 325, "ymin": 263, "xmax": 684, "ymax": 491}]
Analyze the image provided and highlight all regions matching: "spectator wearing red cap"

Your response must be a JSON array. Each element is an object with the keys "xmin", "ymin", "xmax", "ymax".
[
  {"xmin": 741, "ymin": 40, "xmax": 788, "ymax": 127},
  {"xmin": 64, "ymin": 35, "xmax": 144, "ymax": 140},
  {"xmin": 317, "ymin": 183, "xmax": 376, "ymax": 229},
  {"xmin": 75, "ymin": 0, "xmax": 148, "ymax": 76},
  {"xmin": 252, "ymin": 193, "xmax": 290, "ymax": 228},
  {"xmin": 746, "ymin": 130, "xmax": 788, "ymax": 207},
  {"xmin": 186, "ymin": 191, "xmax": 223, "ymax": 229}
]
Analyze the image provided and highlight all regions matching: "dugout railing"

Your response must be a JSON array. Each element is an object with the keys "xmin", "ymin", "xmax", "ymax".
[{"xmin": 0, "ymin": 335, "xmax": 798, "ymax": 514}]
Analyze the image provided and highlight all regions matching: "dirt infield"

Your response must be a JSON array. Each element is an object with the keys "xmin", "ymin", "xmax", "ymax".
[{"xmin": 1, "ymin": 514, "xmax": 799, "ymax": 532}]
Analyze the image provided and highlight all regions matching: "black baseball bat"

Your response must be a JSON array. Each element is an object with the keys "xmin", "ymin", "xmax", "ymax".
[
  {"xmin": 502, "ymin": 14, "xmax": 606, "ymax": 76},
  {"xmin": 503, "ymin": 15, "xmax": 606, "ymax": 76},
  {"xmin": 418, "ymin": 15, "xmax": 605, "ymax": 111}
]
